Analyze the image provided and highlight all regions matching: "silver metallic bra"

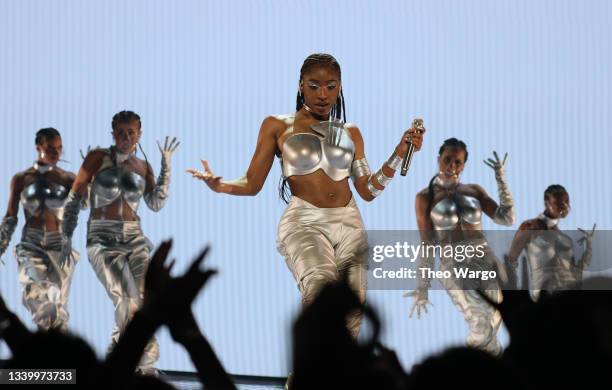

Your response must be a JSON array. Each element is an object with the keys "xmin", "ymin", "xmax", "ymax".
[
  {"xmin": 91, "ymin": 166, "xmax": 146, "ymax": 212},
  {"xmin": 20, "ymin": 176, "xmax": 69, "ymax": 220},
  {"xmin": 430, "ymin": 194, "xmax": 482, "ymax": 231},
  {"xmin": 281, "ymin": 120, "xmax": 355, "ymax": 181}
]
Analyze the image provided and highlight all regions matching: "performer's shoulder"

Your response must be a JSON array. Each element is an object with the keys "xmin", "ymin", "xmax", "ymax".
[
  {"xmin": 269, "ymin": 114, "xmax": 295, "ymax": 123},
  {"xmin": 519, "ymin": 218, "xmax": 543, "ymax": 231},
  {"xmin": 52, "ymin": 165, "xmax": 75, "ymax": 178},
  {"xmin": 344, "ymin": 122, "xmax": 361, "ymax": 138},
  {"xmin": 262, "ymin": 115, "xmax": 294, "ymax": 137},
  {"xmin": 10, "ymin": 168, "xmax": 34, "ymax": 190},
  {"xmin": 87, "ymin": 147, "xmax": 111, "ymax": 159},
  {"xmin": 416, "ymin": 187, "xmax": 431, "ymax": 199},
  {"xmin": 12, "ymin": 169, "xmax": 30, "ymax": 183}
]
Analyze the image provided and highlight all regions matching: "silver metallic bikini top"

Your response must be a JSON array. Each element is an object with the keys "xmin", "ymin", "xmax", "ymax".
[
  {"xmin": 91, "ymin": 166, "xmax": 146, "ymax": 212},
  {"xmin": 430, "ymin": 194, "xmax": 482, "ymax": 231},
  {"xmin": 281, "ymin": 120, "xmax": 355, "ymax": 181},
  {"xmin": 20, "ymin": 176, "xmax": 69, "ymax": 220},
  {"xmin": 429, "ymin": 175, "xmax": 482, "ymax": 231}
]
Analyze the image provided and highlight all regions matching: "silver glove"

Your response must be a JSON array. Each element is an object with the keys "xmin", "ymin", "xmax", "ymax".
[
  {"xmin": 577, "ymin": 224, "xmax": 596, "ymax": 271},
  {"xmin": 0, "ymin": 216, "xmax": 18, "ymax": 264},
  {"xmin": 484, "ymin": 151, "xmax": 515, "ymax": 226},
  {"xmin": 60, "ymin": 190, "xmax": 83, "ymax": 264},
  {"xmin": 144, "ymin": 136, "xmax": 179, "ymax": 212}
]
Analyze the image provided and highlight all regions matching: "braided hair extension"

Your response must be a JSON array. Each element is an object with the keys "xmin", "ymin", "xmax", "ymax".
[
  {"xmin": 281, "ymin": 54, "xmax": 346, "ymax": 203},
  {"xmin": 295, "ymin": 53, "xmax": 346, "ymax": 123}
]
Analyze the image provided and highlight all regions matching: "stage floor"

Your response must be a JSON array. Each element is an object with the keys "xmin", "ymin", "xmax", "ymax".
[{"xmin": 166, "ymin": 372, "xmax": 285, "ymax": 390}]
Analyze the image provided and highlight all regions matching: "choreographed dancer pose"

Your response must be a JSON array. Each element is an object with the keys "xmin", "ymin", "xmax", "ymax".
[
  {"xmin": 408, "ymin": 138, "xmax": 515, "ymax": 356},
  {"xmin": 188, "ymin": 53, "xmax": 424, "ymax": 337},
  {"xmin": 506, "ymin": 184, "xmax": 595, "ymax": 301},
  {"xmin": 0, "ymin": 128, "xmax": 82, "ymax": 330},
  {"xmin": 60, "ymin": 111, "xmax": 179, "ymax": 374}
]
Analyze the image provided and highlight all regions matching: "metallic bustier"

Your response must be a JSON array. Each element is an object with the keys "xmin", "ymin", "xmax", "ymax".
[
  {"xmin": 281, "ymin": 121, "xmax": 355, "ymax": 181},
  {"xmin": 91, "ymin": 167, "xmax": 146, "ymax": 212},
  {"xmin": 20, "ymin": 177, "xmax": 69, "ymax": 220},
  {"xmin": 430, "ymin": 194, "xmax": 482, "ymax": 231}
]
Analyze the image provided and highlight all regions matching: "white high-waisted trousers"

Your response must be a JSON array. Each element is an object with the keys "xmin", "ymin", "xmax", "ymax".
[{"xmin": 277, "ymin": 196, "xmax": 368, "ymax": 337}]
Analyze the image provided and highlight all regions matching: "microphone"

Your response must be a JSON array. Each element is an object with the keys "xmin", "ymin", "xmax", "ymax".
[{"xmin": 400, "ymin": 118, "xmax": 425, "ymax": 176}]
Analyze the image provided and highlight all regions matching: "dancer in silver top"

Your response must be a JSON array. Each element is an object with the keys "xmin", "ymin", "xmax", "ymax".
[
  {"xmin": 506, "ymin": 184, "xmax": 595, "ymax": 301},
  {"xmin": 188, "ymin": 53, "xmax": 424, "ymax": 338},
  {"xmin": 407, "ymin": 138, "xmax": 515, "ymax": 356},
  {"xmin": 60, "ymin": 111, "xmax": 179, "ymax": 375},
  {"xmin": 0, "ymin": 128, "xmax": 81, "ymax": 330}
]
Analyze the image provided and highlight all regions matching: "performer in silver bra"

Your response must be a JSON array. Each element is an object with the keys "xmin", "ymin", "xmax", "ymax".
[
  {"xmin": 407, "ymin": 138, "xmax": 515, "ymax": 356},
  {"xmin": 506, "ymin": 184, "xmax": 595, "ymax": 301},
  {"xmin": 188, "ymin": 53, "xmax": 425, "ymax": 338},
  {"xmin": 60, "ymin": 111, "xmax": 179, "ymax": 375},
  {"xmin": 0, "ymin": 128, "xmax": 82, "ymax": 330}
]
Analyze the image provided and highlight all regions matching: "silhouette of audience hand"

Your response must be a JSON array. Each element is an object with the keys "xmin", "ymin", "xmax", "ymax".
[{"xmin": 141, "ymin": 239, "xmax": 217, "ymax": 327}]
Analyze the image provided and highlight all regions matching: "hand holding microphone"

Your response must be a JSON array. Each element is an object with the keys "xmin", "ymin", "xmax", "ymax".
[{"xmin": 400, "ymin": 118, "xmax": 426, "ymax": 176}]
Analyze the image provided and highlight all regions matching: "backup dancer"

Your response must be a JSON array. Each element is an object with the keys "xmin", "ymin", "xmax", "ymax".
[
  {"xmin": 408, "ymin": 138, "xmax": 515, "ymax": 355},
  {"xmin": 506, "ymin": 184, "xmax": 595, "ymax": 300},
  {"xmin": 188, "ymin": 53, "xmax": 424, "ymax": 337},
  {"xmin": 60, "ymin": 111, "xmax": 179, "ymax": 374},
  {"xmin": 0, "ymin": 128, "xmax": 82, "ymax": 330}
]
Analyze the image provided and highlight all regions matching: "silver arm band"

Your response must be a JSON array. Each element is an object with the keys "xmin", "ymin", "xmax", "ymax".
[
  {"xmin": 351, "ymin": 158, "xmax": 372, "ymax": 182},
  {"xmin": 386, "ymin": 151, "xmax": 402, "ymax": 171},
  {"xmin": 366, "ymin": 150, "xmax": 401, "ymax": 197},
  {"xmin": 374, "ymin": 169, "xmax": 392, "ymax": 187},
  {"xmin": 492, "ymin": 168, "xmax": 515, "ymax": 226},
  {"xmin": 0, "ymin": 216, "xmax": 18, "ymax": 257},
  {"xmin": 62, "ymin": 190, "xmax": 82, "ymax": 240},
  {"xmin": 144, "ymin": 154, "xmax": 171, "ymax": 212},
  {"xmin": 366, "ymin": 180, "xmax": 383, "ymax": 197}
]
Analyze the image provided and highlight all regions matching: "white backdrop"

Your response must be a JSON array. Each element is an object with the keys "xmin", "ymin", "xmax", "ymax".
[{"xmin": 1, "ymin": 0, "xmax": 610, "ymax": 376}]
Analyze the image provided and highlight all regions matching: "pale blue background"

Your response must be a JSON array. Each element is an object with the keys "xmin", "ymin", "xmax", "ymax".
[{"xmin": 0, "ymin": 0, "xmax": 610, "ymax": 376}]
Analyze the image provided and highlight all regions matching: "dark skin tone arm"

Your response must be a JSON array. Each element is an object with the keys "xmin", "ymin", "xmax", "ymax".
[
  {"xmin": 189, "ymin": 113, "xmax": 423, "ymax": 207},
  {"xmin": 471, "ymin": 183, "xmax": 504, "ymax": 220},
  {"xmin": 506, "ymin": 219, "xmax": 541, "ymax": 263},
  {"xmin": 415, "ymin": 190, "xmax": 435, "ymax": 245},
  {"xmin": 188, "ymin": 116, "xmax": 280, "ymax": 196},
  {"xmin": 4, "ymin": 173, "xmax": 24, "ymax": 220}
]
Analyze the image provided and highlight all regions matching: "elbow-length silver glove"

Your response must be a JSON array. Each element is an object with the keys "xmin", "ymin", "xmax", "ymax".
[
  {"xmin": 144, "ymin": 137, "xmax": 179, "ymax": 212},
  {"xmin": 484, "ymin": 151, "xmax": 515, "ymax": 226},
  {"xmin": 0, "ymin": 216, "xmax": 18, "ymax": 264},
  {"xmin": 59, "ymin": 190, "xmax": 83, "ymax": 265},
  {"xmin": 576, "ymin": 224, "xmax": 596, "ymax": 272}
]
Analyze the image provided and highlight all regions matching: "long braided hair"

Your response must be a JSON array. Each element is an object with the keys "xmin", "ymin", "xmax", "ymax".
[
  {"xmin": 427, "ymin": 138, "xmax": 469, "ymax": 212},
  {"xmin": 279, "ymin": 53, "xmax": 347, "ymax": 203}
]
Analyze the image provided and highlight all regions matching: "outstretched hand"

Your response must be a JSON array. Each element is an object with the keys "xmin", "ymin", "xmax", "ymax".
[
  {"xmin": 142, "ymin": 240, "xmax": 217, "ymax": 328},
  {"xmin": 186, "ymin": 160, "xmax": 225, "ymax": 192},
  {"xmin": 404, "ymin": 289, "xmax": 433, "ymax": 319},
  {"xmin": 577, "ymin": 223, "xmax": 596, "ymax": 247},
  {"xmin": 483, "ymin": 151, "xmax": 508, "ymax": 172},
  {"xmin": 157, "ymin": 136, "xmax": 180, "ymax": 158}
]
